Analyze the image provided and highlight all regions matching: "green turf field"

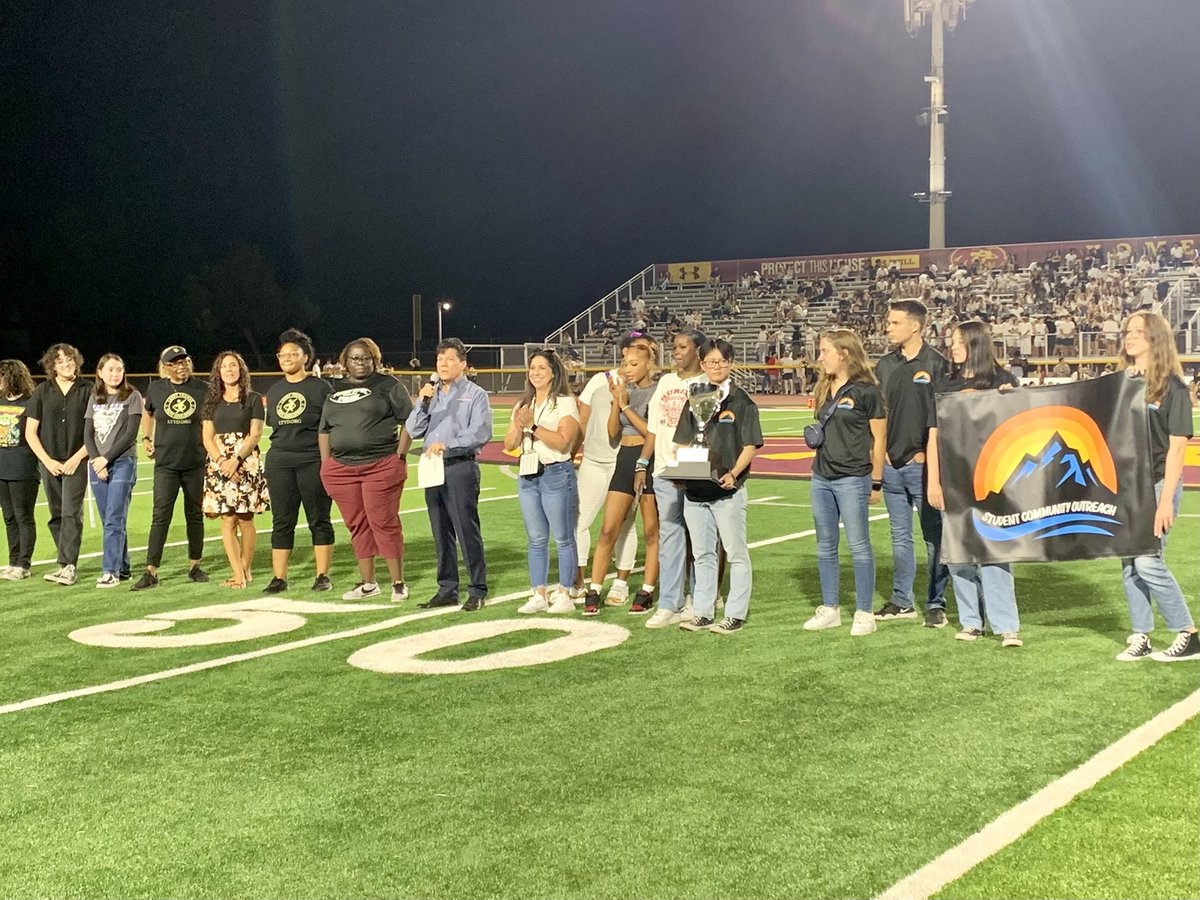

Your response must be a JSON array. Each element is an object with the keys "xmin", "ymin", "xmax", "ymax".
[{"xmin": 0, "ymin": 407, "xmax": 1197, "ymax": 899}]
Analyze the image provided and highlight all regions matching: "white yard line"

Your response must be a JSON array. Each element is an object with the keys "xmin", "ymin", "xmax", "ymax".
[
  {"xmin": 30, "ymin": 493, "xmax": 519, "ymax": 568},
  {"xmin": 876, "ymin": 687, "xmax": 1200, "ymax": 900}
]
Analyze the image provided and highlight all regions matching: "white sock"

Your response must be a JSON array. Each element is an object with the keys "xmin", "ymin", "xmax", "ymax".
[
  {"xmin": 590, "ymin": 582, "xmax": 603, "ymax": 594},
  {"xmin": 641, "ymin": 583, "xmax": 655, "ymax": 594}
]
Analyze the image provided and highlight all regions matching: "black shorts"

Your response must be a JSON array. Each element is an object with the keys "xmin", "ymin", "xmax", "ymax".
[{"xmin": 609, "ymin": 444, "xmax": 653, "ymax": 496}]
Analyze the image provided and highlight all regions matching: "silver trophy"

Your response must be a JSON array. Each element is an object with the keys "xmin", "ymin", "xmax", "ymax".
[{"xmin": 664, "ymin": 384, "xmax": 722, "ymax": 481}]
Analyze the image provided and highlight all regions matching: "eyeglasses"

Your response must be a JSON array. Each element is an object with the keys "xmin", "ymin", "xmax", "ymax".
[
  {"xmin": 703, "ymin": 358, "xmax": 732, "ymax": 368},
  {"xmin": 346, "ymin": 355, "xmax": 373, "ymax": 364}
]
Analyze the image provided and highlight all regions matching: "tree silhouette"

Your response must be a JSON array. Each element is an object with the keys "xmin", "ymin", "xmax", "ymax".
[{"xmin": 183, "ymin": 244, "xmax": 318, "ymax": 370}]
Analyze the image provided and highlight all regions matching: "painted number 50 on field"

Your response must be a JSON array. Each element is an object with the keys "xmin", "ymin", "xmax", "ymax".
[{"xmin": 68, "ymin": 599, "xmax": 629, "ymax": 675}]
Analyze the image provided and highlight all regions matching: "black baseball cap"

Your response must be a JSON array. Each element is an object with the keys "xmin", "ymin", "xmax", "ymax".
[{"xmin": 160, "ymin": 346, "xmax": 190, "ymax": 364}]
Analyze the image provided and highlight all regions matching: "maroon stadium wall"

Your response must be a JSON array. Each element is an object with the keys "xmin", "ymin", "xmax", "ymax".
[{"xmin": 656, "ymin": 233, "xmax": 1200, "ymax": 285}]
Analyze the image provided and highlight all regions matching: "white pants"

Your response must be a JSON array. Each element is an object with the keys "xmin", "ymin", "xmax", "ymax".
[{"xmin": 575, "ymin": 456, "xmax": 637, "ymax": 571}]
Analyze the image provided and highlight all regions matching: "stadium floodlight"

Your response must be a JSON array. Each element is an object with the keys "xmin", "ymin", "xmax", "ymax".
[
  {"xmin": 438, "ymin": 300, "xmax": 452, "ymax": 344},
  {"xmin": 905, "ymin": 0, "xmax": 975, "ymax": 250}
]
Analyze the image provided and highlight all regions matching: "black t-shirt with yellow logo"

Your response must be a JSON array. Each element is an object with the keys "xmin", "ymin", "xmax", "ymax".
[
  {"xmin": 265, "ymin": 375, "xmax": 332, "ymax": 465},
  {"xmin": 144, "ymin": 377, "xmax": 207, "ymax": 470}
]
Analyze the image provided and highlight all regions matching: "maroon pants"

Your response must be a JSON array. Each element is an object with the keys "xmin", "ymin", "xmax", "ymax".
[{"xmin": 320, "ymin": 455, "xmax": 406, "ymax": 560}]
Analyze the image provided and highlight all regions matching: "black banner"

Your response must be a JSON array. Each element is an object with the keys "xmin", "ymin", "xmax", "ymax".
[{"xmin": 937, "ymin": 373, "xmax": 1158, "ymax": 565}]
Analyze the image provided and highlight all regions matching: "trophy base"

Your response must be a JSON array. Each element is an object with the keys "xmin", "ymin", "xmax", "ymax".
[{"xmin": 663, "ymin": 459, "xmax": 720, "ymax": 482}]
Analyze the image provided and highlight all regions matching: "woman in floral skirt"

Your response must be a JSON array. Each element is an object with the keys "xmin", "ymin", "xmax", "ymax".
[{"xmin": 201, "ymin": 351, "xmax": 269, "ymax": 588}]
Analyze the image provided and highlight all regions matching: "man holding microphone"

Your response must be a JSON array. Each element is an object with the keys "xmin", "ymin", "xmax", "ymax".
[{"xmin": 406, "ymin": 338, "xmax": 493, "ymax": 611}]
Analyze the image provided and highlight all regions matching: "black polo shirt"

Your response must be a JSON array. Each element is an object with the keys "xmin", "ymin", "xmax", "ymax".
[
  {"xmin": 874, "ymin": 342, "xmax": 949, "ymax": 468},
  {"xmin": 27, "ymin": 378, "xmax": 91, "ymax": 461},
  {"xmin": 672, "ymin": 384, "xmax": 763, "ymax": 502},
  {"xmin": 1148, "ymin": 375, "xmax": 1193, "ymax": 483},
  {"xmin": 266, "ymin": 375, "xmax": 332, "ymax": 465},
  {"xmin": 812, "ymin": 381, "xmax": 885, "ymax": 480},
  {"xmin": 144, "ymin": 377, "xmax": 208, "ymax": 470}
]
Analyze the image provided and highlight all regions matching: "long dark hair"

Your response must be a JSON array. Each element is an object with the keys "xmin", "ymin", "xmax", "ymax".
[
  {"xmin": 519, "ymin": 349, "xmax": 573, "ymax": 410},
  {"xmin": 950, "ymin": 320, "xmax": 1004, "ymax": 388},
  {"xmin": 201, "ymin": 350, "xmax": 251, "ymax": 418},
  {"xmin": 93, "ymin": 353, "xmax": 135, "ymax": 402},
  {"xmin": 0, "ymin": 359, "xmax": 35, "ymax": 398}
]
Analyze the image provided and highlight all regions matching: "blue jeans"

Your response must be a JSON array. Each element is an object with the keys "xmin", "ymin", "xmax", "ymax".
[
  {"xmin": 516, "ymin": 461, "xmax": 578, "ymax": 590},
  {"xmin": 89, "ymin": 455, "xmax": 137, "ymax": 576},
  {"xmin": 653, "ymin": 478, "xmax": 688, "ymax": 613},
  {"xmin": 949, "ymin": 563, "xmax": 1018, "ymax": 633},
  {"xmin": 1122, "ymin": 481, "xmax": 1194, "ymax": 633},
  {"xmin": 683, "ymin": 486, "xmax": 751, "ymax": 620},
  {"xmin": 811, "ymin": 473, "xmax": 875, "ymax": 612},
  {"xmin": 882, "ymin": 460, "xmax": 950, "ymax": 609}
]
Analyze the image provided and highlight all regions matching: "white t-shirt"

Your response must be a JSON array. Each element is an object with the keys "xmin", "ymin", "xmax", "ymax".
[
  {"xmin": 578, "ymin": 370, "xmax": 620, "ymax": 464},
  {"xmin": 527, "ymin": 395, "xmax": 579, "ymax": 465},
  {"xmin": 646, "ymin": 372, "xmax": 701, "ymax": 476}
]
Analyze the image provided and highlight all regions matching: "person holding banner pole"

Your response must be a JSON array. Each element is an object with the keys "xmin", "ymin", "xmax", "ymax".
[
  {"xmin": 926, "ymin": 321, "xmax": 1023, "ymax": 648},
  {"xmin": 1113, "ymin": 312, "xmax": 1198, "ymax": 662},
  {"xmin": 802, "ymin": 330, "xmax": 886, "ymax": 638}
]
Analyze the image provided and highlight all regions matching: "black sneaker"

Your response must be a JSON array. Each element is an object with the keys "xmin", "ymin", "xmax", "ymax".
[
  {"xmin": 1151, "ymin": 631, "xmax": 1200, "ymax": 662},
  {"xmin": 461, "ymin": 595, "xmax": 485, "ymax": 612},
  {"xmin": 1115, "ymin": 633, "xmax": 1152, "ymax": 662},
  {"xmin": 875, "ymin": 601, "xmax": 917, "ymax": 620},
  {"xmin": 711, "ymin": 617, "xmax": 745, "ymax": 635},
  {"xmin": 628, "ymin": 590, "xmax": 655, "ymax": 615},
  {"xmin": 118, "ymin": 571, "xmax": 132, "ymax": 581},
  {"xmin": 679, "ymin": 615, "xmax": 715, "ymax": 632},
  {"xmin": 581, "ymin": 590, "xmax": 602, "ymax": 617},
  {"xmin": 131, "ymin": 571, "xmax": 159, "ymax": 591},
  {"xmin": 312, "ymin": 574, "xmax": 332, "ymax": 592},
  {"xmin": 188, "ymin": 566, "xmax": 210, "ymax": 584},
  {"xmin": 924, "ymin": 608, "xmax": 948, "ymax": 628},
  {"xmin": 264, "ymin": 577, "xmax": 288, "ymax": 594}
]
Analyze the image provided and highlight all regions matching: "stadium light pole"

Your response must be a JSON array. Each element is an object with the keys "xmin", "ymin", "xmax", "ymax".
[
  {"xmin": 437, "ymin": 300, "xmax": 452, "ymax": 344},
  {"xmin": 905, "ymin": 0, "xmax": 974, "ymax": 250}
]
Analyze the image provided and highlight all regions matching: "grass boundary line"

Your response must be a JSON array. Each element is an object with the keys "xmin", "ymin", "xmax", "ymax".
[{"xmin": 875, "ymin": 686, "xmax": 1200, "ymax": 900}]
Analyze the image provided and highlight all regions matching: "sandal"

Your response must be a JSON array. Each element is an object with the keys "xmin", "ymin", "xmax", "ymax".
[{"xmin": 222, "ymin": 578, "xmax": 247, "ymax": 589}]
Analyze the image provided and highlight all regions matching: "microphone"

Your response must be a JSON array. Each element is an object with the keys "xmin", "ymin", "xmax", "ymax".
[{"xmin": 422, "ymin": 375, "xmax": 440, "ymax": 411}]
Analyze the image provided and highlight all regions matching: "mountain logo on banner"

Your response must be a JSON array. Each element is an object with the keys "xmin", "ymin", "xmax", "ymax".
[{"xmin": 970, "ymin": 405, "xmax": 1122, "ymax": 543}]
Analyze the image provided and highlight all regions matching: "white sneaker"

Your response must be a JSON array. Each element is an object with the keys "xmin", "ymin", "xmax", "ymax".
[
  {"xmin": 43, "ymin": 566, "xmax": 67, "ymax": 583},
  {"xmin": 568, "ymin": 585, "xmax": 586, "ymax": 604},
  {"xmin": 56, "ymin": 564, "xmax": 78, "ymax": 586},
  {"xmin": 0, "ymin": 566, "xmax": 9, "ymax": 578},
  {"xmin": 547, "ymin": 588, "xmax": 574, "ymax": 614},
  {"xmin": 391, "ymin": 581, "xmax": 409, "ymax": 603},
  {"xmin": 1, "ymin": 566, "xmax": 30, "ymax": 581},
  {"xmin": 850, "ymin": 610, "xmax": 877, "ymax": 636},
  {"xmin": 518, "ymin": 593, "xmax": 550, "ymax": 614},
  {"xmin": 96, "ymin": 573, "xmax": 120, "ymax": 589},
  {"xmin": 645, "ymin": 607, "xmax": 683, "ymax": 629},
  {"xmin": 803, "ymin": 605, "xmax": 842, "ymax": 631},
  {"xmin": 342, "ymin": 582, "xmax": 381, "ymax": 601},
  {"xmin": 605, "ymin": 580, "xmax": 630, "ymax": 606}
]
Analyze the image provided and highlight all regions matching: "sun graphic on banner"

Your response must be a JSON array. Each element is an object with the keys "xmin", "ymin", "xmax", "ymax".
[{"xmin": 973, "ymin": 406, "xmax": 1118, "ymax": 502}]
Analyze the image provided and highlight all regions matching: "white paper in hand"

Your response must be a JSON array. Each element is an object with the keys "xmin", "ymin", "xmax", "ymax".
[{"xmin": 417, "ymin": 452, "xmax": 445, "ymax": 488}]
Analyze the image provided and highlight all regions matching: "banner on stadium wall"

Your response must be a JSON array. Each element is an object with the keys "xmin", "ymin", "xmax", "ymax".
[
  {"xmin": 655, "ymin": 233, "xmax": 1199, "ymax": 287},
  {"xmin": 937, "ymin": 373, "xmax": 1158, "ymax": 566}
]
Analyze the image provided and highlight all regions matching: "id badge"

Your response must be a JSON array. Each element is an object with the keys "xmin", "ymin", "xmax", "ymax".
[{"xmin": 519, "ymin": 451, "xmax": 541, "ymax": 476}]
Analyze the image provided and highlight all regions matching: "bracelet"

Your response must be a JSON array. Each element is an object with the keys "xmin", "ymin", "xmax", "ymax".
[
  {"xmin": 872, "ymin": 480, "xmax": 882, "ymax": 491},
  {"xmin": 635, "ymin": 458, "xmax": 650, "ymax": 470},
  {"xmin": 621, "ymin": 404, "xmax": 631, "ymax": 412}
]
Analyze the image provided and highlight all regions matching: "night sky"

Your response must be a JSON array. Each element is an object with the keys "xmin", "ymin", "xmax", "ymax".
[{"xmin": 5, "ymin": 0, "xmax": 1198, "ymax": 368}]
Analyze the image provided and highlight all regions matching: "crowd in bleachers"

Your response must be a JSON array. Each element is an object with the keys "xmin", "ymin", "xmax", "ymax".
[{"xmin": 577, "ymin": 241, "xmax": 1199, "ymax": 372}]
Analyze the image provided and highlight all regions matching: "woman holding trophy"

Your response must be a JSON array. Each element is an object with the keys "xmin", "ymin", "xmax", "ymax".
[{"xmin": 671, "ymin": 339, "xmax": 763, "ymax": 634}]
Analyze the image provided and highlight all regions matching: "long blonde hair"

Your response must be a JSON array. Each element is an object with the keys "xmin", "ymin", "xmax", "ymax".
[
  {"xmin": 1117, "ymin": 312, "xmax": 1182, "ymax": 405},
  {"xmin": 814, "ymin": 329, "xmax": 877, "ymax": 408}
]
